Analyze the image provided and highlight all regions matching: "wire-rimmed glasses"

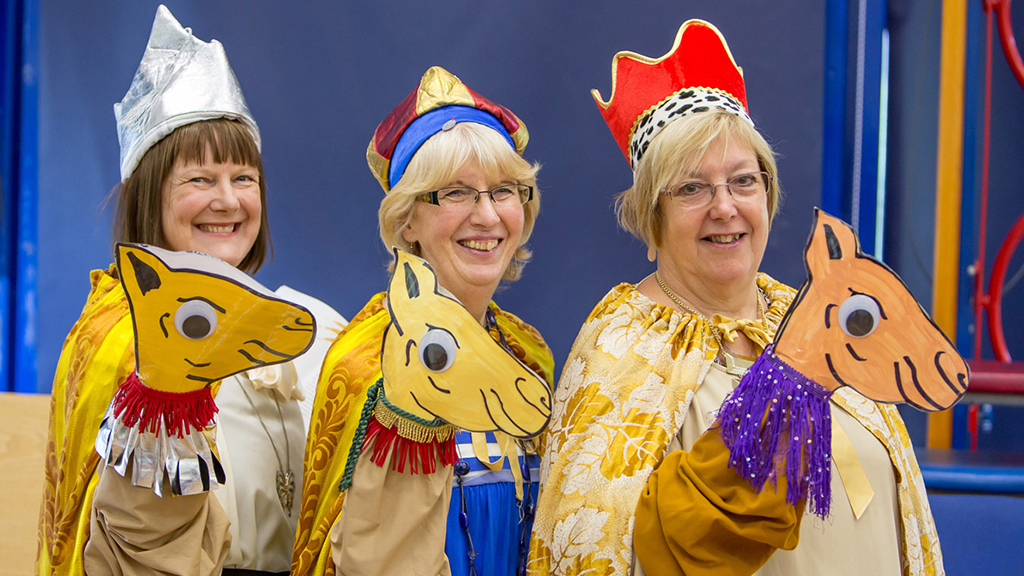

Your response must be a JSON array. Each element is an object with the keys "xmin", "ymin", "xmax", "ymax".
[{"xmin": 660, "ymin": 171, "xmax": 771, "ymax": 208}]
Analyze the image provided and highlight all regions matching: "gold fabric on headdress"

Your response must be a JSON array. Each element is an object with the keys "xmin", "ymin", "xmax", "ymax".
[{"xmin": 415, "ymin": 67, "xmax": 475, "ymax": 117}]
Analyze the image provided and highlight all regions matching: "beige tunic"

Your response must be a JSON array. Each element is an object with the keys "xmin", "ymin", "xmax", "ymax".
[{"xmin": 634, "ymin": 355, "xmax": 902, "ymax": 576}]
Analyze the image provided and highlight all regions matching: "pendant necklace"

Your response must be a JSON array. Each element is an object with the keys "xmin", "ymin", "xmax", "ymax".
[{"xmin": 237, "ymin": 379, "xmax": 295, "ymax": 513}]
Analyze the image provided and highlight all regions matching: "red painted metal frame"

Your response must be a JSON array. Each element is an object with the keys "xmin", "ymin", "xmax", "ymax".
[
  {"xmin": 995, "ymin": 0, "xmax": 1024, "ymax": 89},
  {"xmin": 974, "ymin": 0, "xmax": 1024, "ymax": 364},
  {"xmin": 959, "ymin": 0, "xmax": 1024, "ymax": 451}
]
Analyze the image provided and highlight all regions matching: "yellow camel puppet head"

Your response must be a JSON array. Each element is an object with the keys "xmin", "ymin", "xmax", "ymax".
[
  {"xmin": 381, "ymin": 249, "xmax": 552, "ymax": 438},
  {"xmin": 116, "ymin": 243, "xmax": 316, "ymax": 390}
]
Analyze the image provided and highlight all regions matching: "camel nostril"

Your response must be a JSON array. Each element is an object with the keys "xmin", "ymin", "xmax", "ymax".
[{"xmin": 934, "ymin": 351, "xmax": 971, "ymax": 397}]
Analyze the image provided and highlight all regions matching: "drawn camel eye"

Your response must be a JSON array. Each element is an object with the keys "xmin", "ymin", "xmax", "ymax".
[
  {"xmin": 837, "ymin": 294, "xmax": 881, "ymax": 338},
  {"xmin": 419, "ymin": 328, "xmax": 457, "ymax": 372},
  {"xmin": 174, "ymin": 300, "xmax": 218, "ymax": 340}
]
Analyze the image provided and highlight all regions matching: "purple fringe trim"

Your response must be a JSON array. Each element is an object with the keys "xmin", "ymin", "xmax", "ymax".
[{"xmin": 714, "ymin": 344, "xmax": 835, "ymax": 519}]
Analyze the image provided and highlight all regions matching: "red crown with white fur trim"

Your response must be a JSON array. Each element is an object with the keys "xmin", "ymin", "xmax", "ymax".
[{"xmin": 592, "ymin": 20, "xmax": 751, "ymax": 169}]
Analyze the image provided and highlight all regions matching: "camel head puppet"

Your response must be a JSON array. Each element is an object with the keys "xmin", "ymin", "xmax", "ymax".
[
  {"xmin": 354, "ymin": 248, "xmax": 552, "ymax": 476},
  {"xmin": 715, "ymin": 209, "xmax": 969, "ymax": 517},
  {"xmin": 95, "ymin": 244, "xmax": 316, "ymax": 496}
]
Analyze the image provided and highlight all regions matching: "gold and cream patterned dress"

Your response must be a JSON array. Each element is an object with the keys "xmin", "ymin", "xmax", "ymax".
[{"xmin": 527, "ymin": 277, "xmax": 944, "ymax": 576}]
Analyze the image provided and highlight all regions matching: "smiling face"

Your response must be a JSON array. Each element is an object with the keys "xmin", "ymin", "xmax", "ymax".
[
  {"xmin": 401, "ymin": 161, "xmax": 525, "ymax": 317},
  {"xmin": 657, "ymin": 136, "xmax": 769, "ymax": 290},
  {"xmin": 160, "ymin": 149, "xmax": 262, "ymax": 267}
]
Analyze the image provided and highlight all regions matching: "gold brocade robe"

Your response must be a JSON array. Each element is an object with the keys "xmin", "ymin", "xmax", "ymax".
[
  {"xmin": 37, "ymin": 269, "xmax": 135, "ymax": 576},
  {"xmin": 527, "ymin": 277, "xmax": 944, "ymax": 576},
  {"xmin": 291, "ymin": 293, "xmax": 554, "ymax": 576}
]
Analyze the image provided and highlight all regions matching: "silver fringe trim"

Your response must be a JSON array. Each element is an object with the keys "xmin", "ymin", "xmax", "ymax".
[{"xmin": 95, "ymin": 401, "xmax": 226, "ymax": 497}]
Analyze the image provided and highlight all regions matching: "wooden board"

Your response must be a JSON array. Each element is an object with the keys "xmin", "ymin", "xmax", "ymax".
[{"xmin": 0, "ymin": 392, "xmax": 51, "ymax": 576}]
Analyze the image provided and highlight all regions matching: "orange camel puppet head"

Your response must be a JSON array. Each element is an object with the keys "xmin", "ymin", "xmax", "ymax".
[
  {"xmin": 773, "ymin": 209, "xmax": 968, "ymax": 411},
  {"xmin": 715, "ymin": 209, "xmax": 968, "ymax": 518}
]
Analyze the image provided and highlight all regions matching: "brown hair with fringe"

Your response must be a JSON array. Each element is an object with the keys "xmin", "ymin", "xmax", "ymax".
[{"xmin": 112, "ymin": 118, "xmax": 271, "ymax": 273}]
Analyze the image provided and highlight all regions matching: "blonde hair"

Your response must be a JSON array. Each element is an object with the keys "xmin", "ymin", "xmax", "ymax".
[
  {"xmin": 616, "ymin": 111, "xmax": 781, "ymax": 250},
  {"xmin": 378, "ymin": 122, "xmax": 540, "ymax": 281}
]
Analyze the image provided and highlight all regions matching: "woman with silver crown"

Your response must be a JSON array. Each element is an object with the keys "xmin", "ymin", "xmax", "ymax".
[
  {"xmin": 529, "ymin": 19, "xmax": 942, "ymax": 576},
  {"xmin": 37, "ymin": 6, "xmax": 341, "ymax": 576},
  {"xmin": 292, "ymin": 66, "xmax": 553, "ymax": 576}
]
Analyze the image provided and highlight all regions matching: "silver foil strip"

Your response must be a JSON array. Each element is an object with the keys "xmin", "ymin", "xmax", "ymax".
[{"xmin": 94, "ymin": 400, "xmax": 224, "ymax": 497}]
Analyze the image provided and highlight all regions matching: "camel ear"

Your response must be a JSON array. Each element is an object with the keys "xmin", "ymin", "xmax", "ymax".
[
  {"xmin": 387, "ymin": 247, "xmax": 438, "ymax": 336},
  {"xmin": 804, "ymin": 209, "xmax": 862, "ymax": 277},
  {"xmin": 403, "ymin": 262, "xmax": 420, "ymax": 299},
  {"xmin": 389, "ymin": 248, "xmax": 430, "ymax": 306},
  {"xmin": 117, "ymin": 244, "xmax": 168, "ymax": 299}
]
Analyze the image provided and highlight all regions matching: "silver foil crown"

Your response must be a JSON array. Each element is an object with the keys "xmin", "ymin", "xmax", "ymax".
[{"xmin": 115, "ymin": 5, "xmax": 261, "ymax": 180}]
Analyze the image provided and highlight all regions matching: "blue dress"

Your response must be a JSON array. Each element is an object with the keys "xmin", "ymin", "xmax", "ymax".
[{"xmin": 445, "ymin": 431, "xmax": 540, "ymax": 576}]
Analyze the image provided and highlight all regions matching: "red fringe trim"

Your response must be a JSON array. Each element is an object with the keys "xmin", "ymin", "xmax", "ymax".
[
  {"xmin": 111, "ymin": 372, "xmax": 218, "ymax": 438},
  {"xmin": 361, "ymin": 415, "xmax": 458, "ymax": 474}
]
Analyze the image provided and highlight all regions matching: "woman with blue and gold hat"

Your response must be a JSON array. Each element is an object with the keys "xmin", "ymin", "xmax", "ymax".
[
  {"xmin": 37, "ymin": 6, "xmax": 343, "ymax": 575},
  {"xmin": 292, "ymin": 66, "xmax": 553, "ymax": 576}
]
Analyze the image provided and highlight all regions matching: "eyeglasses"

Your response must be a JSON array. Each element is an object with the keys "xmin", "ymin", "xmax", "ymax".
[
  {"xmin": 416, "ymin": 184, "xmax": 534, "ymax": 207},
  {"xmin": 660, "ymin": 171, "xmax": 772, "ymax": 208}
]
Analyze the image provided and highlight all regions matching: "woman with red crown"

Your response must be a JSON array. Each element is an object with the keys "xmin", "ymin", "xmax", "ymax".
[
  {"xmin": 528, "ymin": 19, "xmax": 943, "ymax": 576},
  {"xmin": 291, "ymin": 66, "xmax": 553, "ymax": 576}
]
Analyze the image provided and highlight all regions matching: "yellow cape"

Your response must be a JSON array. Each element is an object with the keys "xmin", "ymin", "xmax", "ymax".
[
  {"xmin": 37, "ymin": 268, "xmax": 135, "ymax": 576},
  {"xmin": 292, "ymin": 293, "xmax": 554, "ymax": 575},
  {"xmin": 37, "ymin": 266, "xmax": 232, "ymax": 575}
]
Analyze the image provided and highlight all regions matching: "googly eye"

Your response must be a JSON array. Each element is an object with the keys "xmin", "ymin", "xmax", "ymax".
[
  {"xmin": 837, "ymin": 294, "xmax": 881, "ymax": 338},
  {"xmin": 419, "ymin": 328, "xmax": 457, "ymax": 372},
  {"xmin": 174, "ymin": 300, "xmax": 218, "ymax": 340}
]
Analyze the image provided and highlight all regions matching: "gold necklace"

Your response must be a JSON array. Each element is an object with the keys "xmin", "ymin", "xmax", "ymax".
[
  {"xmin": 655, "ymin": 271, "xmax": 724, "ymax": 350},
  {"xmin": 756, "ymin": 286, "xmax": 767, "ymax": 322},
  {"xmin": 236, "ymin": 379, "xmax": 295, "ymax": 513},
  {"xmin": 654, "ymin": 271, "xmax": 768, "ymax": 354}
]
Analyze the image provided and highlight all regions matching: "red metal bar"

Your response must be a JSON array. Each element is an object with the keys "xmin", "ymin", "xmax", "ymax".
[
  {"xmin": 975, "ymin": 0, "xmax": 1023, "ymax": 361},
  {"xmin": 968, "ymin": 403, "xmax": 979, "ymax": 450},
  {"xmin": 967, "ymin": 359, "xmax": 1024, "ymax": 392},
  {"xmin": 964, "ymin": 1, "xmax": 1024, "ymax": 450},
  {"xmin": 986, "ymin": 214, "xmax": 1024, "ymax": 361},
  {"xmin": 975, "ymin": 1, "xmax": 996, "ymax": 360},
  {"xmin": 994, "ymin": 0, "xmax": 1024, "ymax": 89}
]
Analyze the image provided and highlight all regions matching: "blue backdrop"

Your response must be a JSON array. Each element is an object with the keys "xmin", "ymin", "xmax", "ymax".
[{"xmin": 36, "ymin": 0, "xmax": 826, "ymax": 392}]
